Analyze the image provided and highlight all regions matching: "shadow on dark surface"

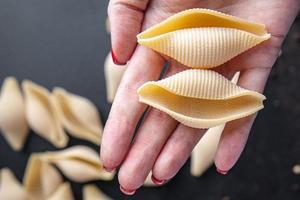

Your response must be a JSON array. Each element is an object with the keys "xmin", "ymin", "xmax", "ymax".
[{"xmin": 0, "ymin": 1, "xmax": 299, "ymax": 200}]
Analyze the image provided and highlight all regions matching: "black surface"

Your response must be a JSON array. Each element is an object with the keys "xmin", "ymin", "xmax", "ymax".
[{"xmin": 0, "ymin": 1, "xmax": 299, "ymax": 200}]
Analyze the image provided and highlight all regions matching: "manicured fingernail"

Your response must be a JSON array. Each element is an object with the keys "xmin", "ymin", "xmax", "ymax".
[
  {"xmin": 111, "ymin": 49, "xmax": 126, "ymax": 65},
  {"xmin": 151, "ymin": 175, "xmax": 166, "ymax": 185},
  {"xmin": 216, "ymin": 167, "xmax": 228, "ymax": 175},
  {"xmin": 103, "ymin": 166, "xmax": 116, "ymax": 173},
  {"xmin": 119, "ymin": 185, "xmax": 136, "ymax": 195}
]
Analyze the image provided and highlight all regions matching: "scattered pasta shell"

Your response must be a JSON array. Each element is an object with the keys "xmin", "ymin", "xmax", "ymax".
[
  {"xmin": 47, "ymin": 182, "xmax": 74, "ymax": 200},
  {"xmin": 83, "ymin": 184, "xmax": 112, "ymax": 200},
  {"xmin": 22, "ymin": 80, "xmax": 68, "ymax": 148},
  {"xmin": 0, "ymin": 168, "xmax": 29, "ymax": 200},
  {"xmin": 23, "ymin": 154, "xmax": 63, "ymax": 200},
  {"xmin": 137, "ymin": 8, "xmax": 270, "ymax": 68},
  {"xmin": 0, "ymin": 77, "xmax": 29, "ymax": 151},
  {"xmin": 44, "ymin": 146, "xmax": 114, "ymax": 183},
  {"xmin": 138, "ymin": 69, "xmax": 265, "ymax": 128},
  {"xmin": 52, "ymin": 88, "xmax": 103, "ymax": 145},
  {"xmin": 104, "ymin": 53, "xmax": 127, "ymax": 103}
]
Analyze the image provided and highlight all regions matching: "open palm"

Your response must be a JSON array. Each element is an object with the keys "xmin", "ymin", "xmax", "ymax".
[{"xmin": 101, "ymin": 0, "xmax": 299, "ymax": 195}]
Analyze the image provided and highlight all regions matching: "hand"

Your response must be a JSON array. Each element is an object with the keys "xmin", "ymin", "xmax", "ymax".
[{"xmin": 101, "ymin": 0, "xmax": 300, "ymax": 194}]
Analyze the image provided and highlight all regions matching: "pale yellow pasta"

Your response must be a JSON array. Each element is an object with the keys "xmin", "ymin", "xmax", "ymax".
[
  {"xmin": 0, "ymin": 168, "xmax": 29, "ymax": 200},
  {"xmin": 47, "ymin": 182, "xmax": 74, "ymax": 200},
  {"xmin": 44, "ymin": 146, "xmax": 114, "ymax": 183},
  {"xmin": 52, "ymin": 88, "xmax": 103, "ymax": 145},
  {"xmin": 83, "ymin": 184, "xmax": 112, "ymax": 200},
  {"xmin": 22, "ymin": 80, "xmax": 68, "ymax": 148},
  {"xmin": 138, "ymin": 69, "xmax": 265, "ymax": 128},
  {"xmin": 0, "ymin": 77, "xmax": 29, "ymax": 151},
  {"xmin": 143, "ymin": 172, "xmax": 157, "ymax": 187},
  {"xmin": 104, "ymin": 53, "xmax": 127, "ymax": 103},
  {"xmin": 137, "ymin": 8, "xmax": 270, "ymax": 68},
  {"xmin": 23, "ymin": 154, "xmax": 63, "ymax": 200},
  {"xmin": 106, "ymin": 17, "xmax": 111, "ymax": 34}
]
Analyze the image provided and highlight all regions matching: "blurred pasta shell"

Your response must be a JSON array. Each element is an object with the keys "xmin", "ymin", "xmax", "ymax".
[
  {"xmin": 0, "ymin": 168, "xmax": 30, "ymax": 200},
  {"xmin": 138, "ymin": 69, "xmax": 265, "ymax": 128},
  {"xmin": 0, "ymin": 77, "xmax": 29, "ymax": 151},
  {"xmin": 23, "ymin": 154, "xmax": 63, "ymax": 200},
  {"xmin": 47, "ymin": 182, "xmax": 74, "ymax": 200},
  {"xmin": 83, "ymin": 184, "xmax": 112, "ymax": 200},
  {"xmin": 44, "ymin": 146, "xmax": 114, "ymax": 183},
  {"xmin": 143, "ymin": 172, "xmax": 157, "ymax": 187},
  {"xmin": 190, "ymin": 72, "xmax": 240, "ymax": 176},
  {"xmin": 104, "ymin": 53, "xmax": 127, "ymax": 103},
  {"xmin": 137, "ymin": 8, "xmax": 270, "ymax": 68},
  {"xmin": 52, "ymin": 88, "xmax": 102, "ymax": 145},
  {"xmin": 22, "ymin": 80, "xmax": 68, "ymax": 148}
]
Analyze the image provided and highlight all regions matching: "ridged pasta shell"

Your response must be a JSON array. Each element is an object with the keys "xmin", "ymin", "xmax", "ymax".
[
  {"xmin": 138, "ymin": 69, "xmax": 265, "ymax": 128},
  {"xmin": 137, "ymin": 8, "xmax": 270, "ymax": 68},
  {"xmin": 44, "ymin": 146, "xmax": 114, "ymax": 183},
  {"xmin": 0, "ymin": 77, "xmax": 29, "ymax": 151},
  {"xmin": 190, "ymin": 71, "xmax": 240, "ymax": 177},
  {"xmin": 104, "ymin": 53, "xmax": 127, "ymax": 103},
  {"xmin": 0, "ymin": 168, "xmax": 29, "ymax": 200},
  {"xmin": 23, "ymin": 154, "xmax": 63, "ymax": 200},
  {"xmin": 47, "ymin": 182, "xmax": 74, "ymax": 200},
  {"xmin": 22, "ymin": 80, "xmax": 68, "ymax": 148},
  {"xmin": 83, "ymin": 184, "xmax": 112, "ymax": 200},
  {"xmin": 52, "ymin": 88, "xmax": 103, "ymax": 145}
]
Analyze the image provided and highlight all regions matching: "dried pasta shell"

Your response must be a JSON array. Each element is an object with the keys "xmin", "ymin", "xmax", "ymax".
[
  {"xmin": 52, "ymin": 88, "xmax": 102, "ymax": 145},
  {"xmin": 83, "ymin": 184, "xmax": 112, "ymax": 200},
  {"xmin": 104, "ymin": 53, "xmax": 127, "ymax": 103},
  {"xmin": 143, "ymin": 172, "xmax": 157, "ymax": 187},
  {"xmin": 44, "ymin": 146, "xmax": 114, "ymax": 183},
  {"xmin": 47, "ymin": 182, "xmax": 74, "ymax": 200},
  {"xmin": 0, "ymin": 168, "xmax": 29, "ymax": 200},
  {"xmin": 106, "ymin": 17, "xmax": 111, "ymax": 34},
  {"xmin": 137, "ymin": 8, "xmax": 270, "ymax": 68},
  {"xmin": 0, "ymin": 77, "xmax": 29, "ymax": 151},
  {"xmin": 22, "ymin": 80, "xmax": 68, "ymax": 148},
  {"xmin": 191, "ymin": 72, "xmax": 240, "ymax": 177},
  {"xmin": 23, "ymin": 154, "xmax": 63, "ymax": 200},
  {"xmin": 138, "ymin": 69, "xmax": 265, "ymax": 128}
]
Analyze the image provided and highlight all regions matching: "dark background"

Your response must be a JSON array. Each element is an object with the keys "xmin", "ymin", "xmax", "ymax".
[{"xmin": 0, "ymin": 0, "xmax": 299, "ymax": 200}]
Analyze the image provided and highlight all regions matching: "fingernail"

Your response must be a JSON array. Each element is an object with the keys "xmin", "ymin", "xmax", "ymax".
[
  {"xmin": 216, "ymin": 167, "xmax": 228, "ymax": 175},
  {"xmin": 119, "ymin": 185, "xmax": 136, "ymax": 195},
  {"xmin": 151, "ymin": 175, "xmax": 166, "ymax": 185},
  {"xmin": 111, "ymin": 49, "xmax": 126, "ymax": 65},
  {"xmin": 103, "ymin": 166, "xmax": 116, "ymax": 173}
]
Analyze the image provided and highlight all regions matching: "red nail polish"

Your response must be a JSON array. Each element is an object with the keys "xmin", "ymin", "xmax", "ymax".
[
  {"xmin": 103, "ymin": 166, "xmax": 116, "ymax": 173},
  {"xmin": 111, "ymin": 49, "xmax": 126, "ymax": 65},
  {"xmin": 216, "ymin": 167, "xmax": 228, "ymax": 175},
  {"xmin": 151, "ymin": 175, "xmax": 166, "ymax": 185},
  {"xmin": 119, "ymin": 185, "xmax": 136, "ymax": 195}
]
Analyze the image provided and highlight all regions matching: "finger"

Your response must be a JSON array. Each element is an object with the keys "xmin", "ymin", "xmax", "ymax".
[
  {"xmin": 215, "ymin": 67, "xmax": 271, "ymax": 174},
  {"xmin": 108, "ymin": 0, "xmax": 149, "ymax": 64},
  {"xmin": 152, "ymin": 125, "xmax": 206, "ymax": 181},
  {"xmin": 100, "ymin": 46, "xmax": 165, "ymax": 171},
  {"xmin": 117, "ymin": 62, "xmax": 187, "ymax": 194}
]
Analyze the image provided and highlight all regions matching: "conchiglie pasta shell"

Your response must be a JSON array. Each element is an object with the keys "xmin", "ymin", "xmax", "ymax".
[
  {"xmin": 138, "ymin": 69, "xmax": 265, "ymax": 128},
  {"xmin": 0, "ymin": 168, "xmax": 30, "ymax": 200},
  {"xmin": 52, "ymin": 88, "xmax": 103, "ymax": 145},
  {"xmin": 44, "ymin": 146, "xmax": 114, "ymax": 183},
  {"xmin": 22, "ymin": 81, "xmax": 68, "ymax": 148},
  {"xmin": 83, "ymin": 184, "xmax": 112, "ymax": 200},
  {"xmin": 0, "ymin": 77, "xmax": 29, "ymax": 151},
  {"xmin": 47, "ymin": 182, "xmax": 74, "ymax": 200}
]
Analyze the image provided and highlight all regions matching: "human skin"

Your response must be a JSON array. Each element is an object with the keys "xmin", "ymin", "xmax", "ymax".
[{"xmin": 100, "ymin": 0, "xmax": 300, "ymax": 195}]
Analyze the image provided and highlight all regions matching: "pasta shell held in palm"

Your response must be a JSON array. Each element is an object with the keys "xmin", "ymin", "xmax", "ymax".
[
  {"xmin": 52, "ymin": 88, "xmax": 103, "ymax": 145},
  {"xmin": 143, "ymin": 172, "xmax": 157, "ymax": 187},
  {"xmin": 0, "ymin": 168, "xmax": 30, "ymax": 200},
  {"xmin": 22, "ymin": 80, "xmax": 68, "ymax": 148},
  {"xmin": 47, "ymin": 182, "xmax": 74, "ymax": 200},
  {"xmin": 138, "ymin": 69, "xmax": 265, "ymax": 128},
  {"xmin": 83, "ymin": 184, "xmax": 112, "ymax": 200},
  {"xmin": 191, "ymin": 72, "xmax": 240, "ymax": 177},
  {"xmin": 44, "ymin": 146, "xmax": 114, "ymax": 183},
  {"xmin": 0, "ymin": 77, "xmax": 29, "ymax": 151},
  {"xmin": 137, "ymin": 9, "xmax": 270, "ymax": 68},
  {"xmin": 23, "ymin": 154, "xmax": 63, "ymax": 200},
  {"xmin": 104, "ymin": 53, "xmax": 127, "ymax": 103}
]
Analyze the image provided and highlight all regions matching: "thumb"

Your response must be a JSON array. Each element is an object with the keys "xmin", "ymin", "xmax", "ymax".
[{"xmin": 108, "ymin": 0, "xmax": 149, "ymax": 65}]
